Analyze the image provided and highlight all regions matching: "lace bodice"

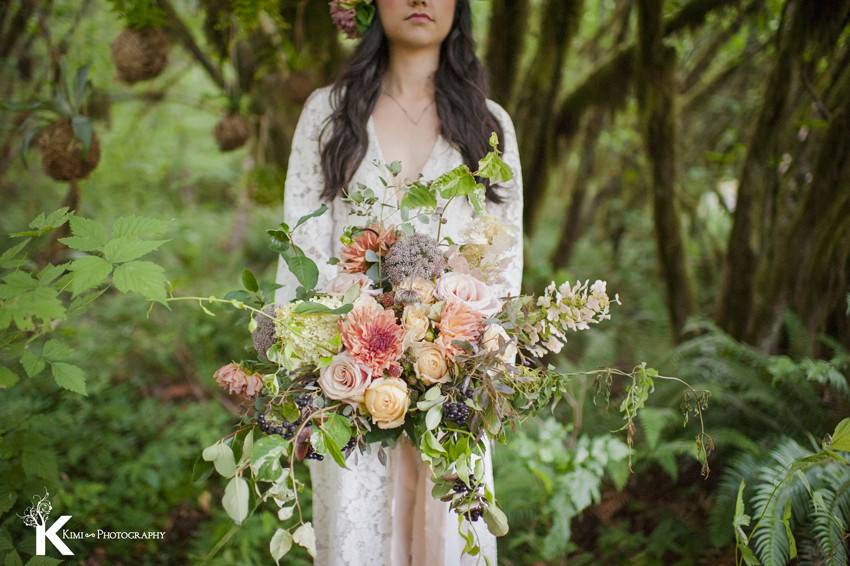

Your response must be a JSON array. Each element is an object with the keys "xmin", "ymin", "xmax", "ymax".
[
  {"xmin": 274, "ymin": 85, "xmax": 523, "ymax": 305},
  {"xmin": 273, "ymin": 85, "xmax": 524, "ymax": 566}
]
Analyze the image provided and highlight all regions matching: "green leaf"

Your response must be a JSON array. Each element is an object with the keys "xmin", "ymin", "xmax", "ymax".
[
  {"xmin": 20, "ymin": 349, "xmax": 45, "ymax": 377},
  {"xmin": 400, "ymin": 182, "xmax": 438, "ymax": 210},
  {"xmin": 292, "ymin": 301, "xmax": 353, "ymax": 315},
  {"xmin": 102, "ymin": 237, "xmax": 168, "ymax": 263},
  {"xmin": 828, "ymin": 418, "xmax": 850, "ymax": 451},
  {"xmin": 202, "ymin": 441, "xmax": 236, "ymax": 478},
  {"xmin": 25, "ymin": 556, "xmax": 62, "ymax": 566},
  {"xmin": 294, "ymin": 204, "xmax": 328, "ymax": 230},
  {"xmin": 431, "ymin": 165, "xmax": 480, "ymax": 199},
  {"xmin": 43, "ymin": 339, "xmax": 74, "ymax": 361},
  {"xmin": 68, "ymin": 255, "xmax": 113, "ymax": 295},
  {"xmin": 36, "ymin": 263, "xmax": 66, "ymax": 285},
  {"xmin": 477, "ymin": 150, "xmax": 513, "ymax": 185},
  {"xmin": 27, "ymin": 208, "xmax": 72, "ymax": 233},
  {"xmin": 0, "ymin": 282, "xmax": 65, "ymax": 331},
  {"xmin": 426, "ymin": 404, "xmax": 443, "ymax": 431},
  {"xmin": 319, "ymin": 414, "xmax": 352, "ymax": 467},
  {"xmin": 279, "ymin": 244, "xmax": 318, "ymax": 292},
  {"xmin": 112, "ymin": 260, "xmax": 167, "ymax": 302},
  {"xmin": 51, "ymin": 362, "xmax": 87, "ymax": 395},
  {"xmin": 0, "ymin": 240, "xmax": 30, "ymax": 269},
  {"xmin": 292, "ymin": 522, "xmax": 316, "ymax": 558},
  {"xmin": 112, "ymin": 215, "xmax": 171, "ymax": 239},
  {"xmin": 250, "ymin": 435, "xmax": 288, "ymax": 481},
  {"xmin": 242, "ymin": 269, "xmax": 259, "ymax": 292},
  {"xmin": 270, "ymin": 528, "xmax": 293, "ymax": 564},
  {"xmin": 483, "ymin": 504, "xmax": 509, "ymax": 537},
  {"xmin": 222, "ymin": 476, "xmax": 250, "ymax": 525},
  {"xmin": 59, "ymin": 216, "xmax": 108, "ymax": 251},
  {"xmin": 0, "ymin": 366, "xmax": 20, "ymax": 388}
]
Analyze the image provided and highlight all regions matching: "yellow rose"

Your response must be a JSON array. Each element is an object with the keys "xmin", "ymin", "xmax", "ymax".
[
  {"xmin": 402, "ymin": 304, "xmax": 430, "ymax": 347},
  {"xmin": 363, "ymin": 378, "xmax": 409, "ymax": 429},
  {"xmin": 412, "ymin": 341, "xmax": 450, "ymax": 385}
]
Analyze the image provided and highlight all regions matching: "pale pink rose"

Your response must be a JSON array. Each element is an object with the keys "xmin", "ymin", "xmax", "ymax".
[
  {"xmin": 325, "ymin": 272, "xmax": 381, "ymax": 296},
  {"xmin": 435, "ymin": 272, "xmax": 502, "ymax": 317},
  {"xmin": 318, "ymin": 351, "xmax": 372, "ymax": 405}
]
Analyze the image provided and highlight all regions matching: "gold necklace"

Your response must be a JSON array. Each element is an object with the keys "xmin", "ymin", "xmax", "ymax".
[{"xmin": 380, "ymin": 88, "xmax": 435, "ymax": 125}]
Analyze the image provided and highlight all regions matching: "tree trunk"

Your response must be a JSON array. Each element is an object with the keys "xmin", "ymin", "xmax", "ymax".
[
  {"xmin": 515, "ymin": 0, "xmax": 584, "ymax": 234},
  {"xmin": 484, "ymin": 0, "xmax": 530, "ymax": 108},
  {"xmin": 637, "ymin": 0, "xmax": 695, "ymax": 342},
  {"xmin": 551, "ymin": 110, "xmax": 605, "ymax": 268}
]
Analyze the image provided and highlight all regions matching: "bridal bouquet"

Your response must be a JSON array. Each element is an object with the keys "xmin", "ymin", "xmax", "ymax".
[{"xmin": 184, "ymin": 134, "xmax": 707, "ymax": 563}]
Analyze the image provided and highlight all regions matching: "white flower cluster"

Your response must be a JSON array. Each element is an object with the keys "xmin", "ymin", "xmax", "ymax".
[
  {"xmin": 527, "ymin": 279, "xmax": 620, "ymax": 356},
  {"xmin": 273, "ymin": 294, "xmax": 344, "ymax": 369},
  {"xmin": 449, "ymin": 214, "xmax": 515, "ymax": 286}
]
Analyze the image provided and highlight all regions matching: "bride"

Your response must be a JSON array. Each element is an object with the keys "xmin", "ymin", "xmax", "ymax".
[{"xmin": 274, "ymin": 0, "xmax": 524, "ymax": 563}]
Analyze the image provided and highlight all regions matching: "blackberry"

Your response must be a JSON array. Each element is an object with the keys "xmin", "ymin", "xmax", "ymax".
[
  {"xmin": 305, "ymin": 447, "xmax": 324, "ymax": 461},
  {"xmin": 452, "ymin": 479, "xmax": 469, "ymax": 493},
  {"xmin": 343, "ymin": 437, "xmax": 357, "ymax": 452},
  {"xmin": 443, "ymin": 402, "xmax": 470, "ymax": 425},
  {"xmin": 295, "ymin": 395, "xmax": 311, "ymax": 409},
  {"xmin": 464, "ymin": 507, "xmax": 484, "ymax": 522}
]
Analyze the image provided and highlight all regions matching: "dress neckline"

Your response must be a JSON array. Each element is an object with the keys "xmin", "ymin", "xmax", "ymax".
[{"xmin": 367, "ymin": 114, "xmax": 444, "ymax": 184}]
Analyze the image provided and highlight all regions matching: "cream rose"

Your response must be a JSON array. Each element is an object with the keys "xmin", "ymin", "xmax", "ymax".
[
  {"xmin": 481, "ymin": 323, "xmax": 518, "ymax": 364},
  {"xmin": 412, "ymin": 341, "xmax": 450, "ymax": 385},
  {"xmin": 435, "ymin": 272, "xmax": 501, "ymax": 317},
  {"xmin": 401, "ymin": 304, "xmax": 430, "ymax": 347},
  {"xmin": 325, "ymin": 272, "xmax": 380, "ymax": 296},
  {"xmin": 363, "ymin": 378, "xmax": 409, "ymax": 429},
  {"xmin": 318, "ymin": 351, "xmax": 372, "ymax": 405}
]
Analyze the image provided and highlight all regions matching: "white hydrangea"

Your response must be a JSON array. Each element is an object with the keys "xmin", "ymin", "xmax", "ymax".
[{"xmin": 273, "ymin": 294, "xmax": 344, "ymax": 370}]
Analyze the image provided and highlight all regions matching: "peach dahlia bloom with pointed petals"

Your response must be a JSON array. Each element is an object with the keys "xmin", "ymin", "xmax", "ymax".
[
  {"xmin": 339, "ymin": 296, "xmax": 405, "ymax": 376},
  {"xmin": 340, "ymin": 223, "xmax": 398, "ymax": 273}
]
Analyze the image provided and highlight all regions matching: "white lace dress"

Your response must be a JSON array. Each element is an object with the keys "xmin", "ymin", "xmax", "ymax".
[{"xmin": 274, "ymin": 85, "xmax": 524, "ymax": 566}]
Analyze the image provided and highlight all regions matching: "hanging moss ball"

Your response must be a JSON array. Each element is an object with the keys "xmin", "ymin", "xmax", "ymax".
[
  {"xmin": 213, "ymin": 113, "xmax": 251, "ymax": 152},
  {"xmin": 38, "ymin": 119, "xmax": 101, "ymax": 181},
  {"xmin": 111, "ymin": 27, "xmax": 170, "ymax": 84}
]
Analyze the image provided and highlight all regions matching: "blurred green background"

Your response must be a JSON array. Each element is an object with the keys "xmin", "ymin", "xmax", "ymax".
[{"xmin": 1, "ymin": 0, "xmax": 848, "ymax": 564}]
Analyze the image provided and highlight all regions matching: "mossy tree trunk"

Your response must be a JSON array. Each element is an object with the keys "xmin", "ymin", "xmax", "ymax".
[
  {"xmin": 514, "ymin": 0, "xmax": 584, "ymax": 233},
  {"xmin": 716, "ymin": 0, "xmax": 850, "ymax": 345},
  {"xmin": 484, "ymin": 0, "xmax": 530, "ymax": 109},
  {"xmin": 636, "ymin": 0, "xmax": 695, "ymax": 342}
]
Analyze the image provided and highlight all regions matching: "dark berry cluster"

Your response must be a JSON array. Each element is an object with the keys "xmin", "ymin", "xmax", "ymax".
[
  {"xmin": 343, "ymin": 437, "xmax": 357, "ymax": 453},
  {"xmin": 443, "ymin": 402, "xmax": 470, "ymax": 425},
  {"xmin": 257, "ymin": 412, "xmax": 297, "ymax": 439},
  {"xmin": 464, "ymin": 507, "xmax": 484, "ymax": 522},
  {"xmin": 304, "ymin": 447, "xmax": 325, "ymax": 461},
  {"xmin": 452, "ymin": 479, "xmax": 470, "ymax": 493},
  {"xmin": 294, "ymin": 395, "xmax": 311, "ymax": 409}
]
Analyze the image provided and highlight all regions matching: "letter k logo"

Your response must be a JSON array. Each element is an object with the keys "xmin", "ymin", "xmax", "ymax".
[{"xmin": 36, "ymin": 515, "xmax": 74, "ymax": 556}]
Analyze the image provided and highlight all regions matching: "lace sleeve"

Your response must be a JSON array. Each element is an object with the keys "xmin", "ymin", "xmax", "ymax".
[
  {"xmin": 484, "ymin": 99, "xmax": 524, "ymax": 299},
  {"xmin": 274, "ymin": 87, "xmax": 337, "ymax": 305}
]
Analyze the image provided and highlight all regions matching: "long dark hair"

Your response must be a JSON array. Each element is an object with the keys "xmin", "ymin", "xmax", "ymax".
[{"xmin": 318, "ymin": 0, "xmax": 506, "ymax": 204}]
